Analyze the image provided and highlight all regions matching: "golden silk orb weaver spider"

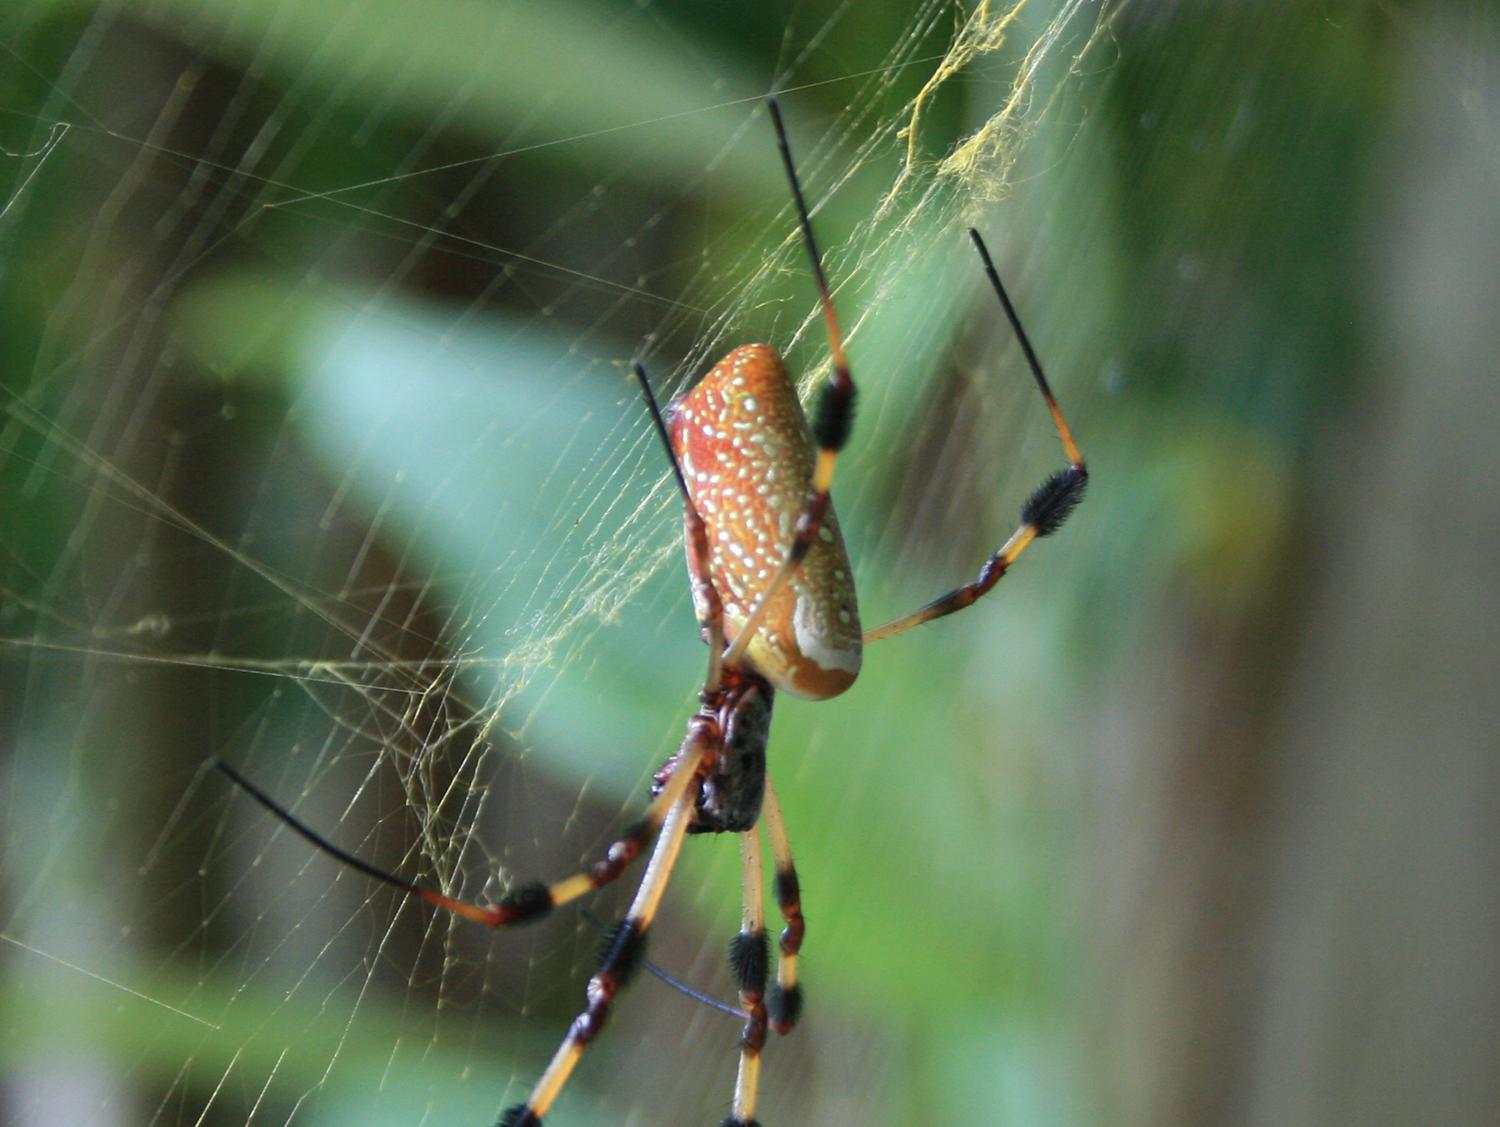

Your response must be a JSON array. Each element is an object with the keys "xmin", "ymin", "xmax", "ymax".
[{"xmin": 214, "ymin": 99, "xmax": 1087, "ymax": 1127}]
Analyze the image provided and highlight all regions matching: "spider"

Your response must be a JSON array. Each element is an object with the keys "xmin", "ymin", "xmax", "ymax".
[{"xmin": 214, "ymin": 99, "xmax": 1087, "ymax": 1127}]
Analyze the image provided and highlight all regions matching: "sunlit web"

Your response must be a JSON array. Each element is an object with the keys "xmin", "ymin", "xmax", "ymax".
[{"xmin": 0, "ymin": 2, "xmax": 1115, "ymax": 1124}]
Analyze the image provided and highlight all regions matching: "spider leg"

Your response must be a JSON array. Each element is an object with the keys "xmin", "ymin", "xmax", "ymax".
[
  {"xmin": 634, "ymin": 363, "xmax": 727, "ymax": 691},
  {"xmin": 723, "ymin": 101, "xmax": 857, "ymax": 667},
  {"xmin": 760, "ymin": 777, "xmax": 805, "ymax": 1035},
  {"xmin": 725, "ymin": 828, "xmax": 770, "ymax": 1127},
  {"xmin": 859, "ymin": 487, "xmax": 1082, "ymax": 643},
  {"xmin": 863, "ymin": 229, "xmax": 1088, "ymax": 644},
  {"xmin": 211, "ymin": 729, "xmax": 706, "ymax": 929},
  {"xmin": 498, "ymin": 764, "xmax": 702, "ymax": 1126}
]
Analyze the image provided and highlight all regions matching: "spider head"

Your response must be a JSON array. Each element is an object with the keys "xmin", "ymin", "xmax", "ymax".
[{"xmin": 687, "ymin": 670, "xmax": 774, "ymax": 834}]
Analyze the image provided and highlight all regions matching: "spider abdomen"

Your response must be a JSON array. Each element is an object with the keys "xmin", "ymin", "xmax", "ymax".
[{"xmin": 668, "ymin": 344, "xmax": 862, "ymax": 700}]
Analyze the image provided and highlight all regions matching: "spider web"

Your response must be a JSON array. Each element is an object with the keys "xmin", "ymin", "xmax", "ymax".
[{"xmin": 0, "ymin": 2, "xmax": 1119, "ymax": 1125}]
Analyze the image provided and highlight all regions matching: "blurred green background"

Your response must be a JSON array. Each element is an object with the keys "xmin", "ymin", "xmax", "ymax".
[{"xmin": 2, "ymin": 1, "xmax": 1498, "ymax": 1125}]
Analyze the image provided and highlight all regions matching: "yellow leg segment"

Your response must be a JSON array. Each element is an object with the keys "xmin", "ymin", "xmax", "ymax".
[
  {"xmin": 761, "ymin": 778, "xmax": 805, "ymax": 1036},
  {"xmin": 727, "ymin": 828, "xmax": 770, "ymax": 1126},
  {"xmin": 498, "ymin": 743, "xmax": 703, "ymax": 1126}
]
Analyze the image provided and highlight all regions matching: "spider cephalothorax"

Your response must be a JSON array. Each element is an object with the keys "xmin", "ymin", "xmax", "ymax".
[{"xmin": 652, "ymin": 668, "xmax": 774, "ymax": 836}]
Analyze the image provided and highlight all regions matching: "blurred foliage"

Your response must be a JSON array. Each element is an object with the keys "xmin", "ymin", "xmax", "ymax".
[{"xmin": 3, "ymin": 2, "xmax": 1498, "ymax": 1127}]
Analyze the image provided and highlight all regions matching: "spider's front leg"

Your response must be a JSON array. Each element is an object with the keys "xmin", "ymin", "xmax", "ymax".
[
  {"xmin": 720, "ymin": 102, "xmax": 858, "ymax": 671},
  {"xmin": 863, "ymin": 229, "xmax": 1088, "ymax": 645}
]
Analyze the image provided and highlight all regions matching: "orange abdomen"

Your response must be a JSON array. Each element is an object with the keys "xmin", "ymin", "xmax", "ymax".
[{"xmin": 668, "ymin": 345, "xmax": 861, "ymax": 700}]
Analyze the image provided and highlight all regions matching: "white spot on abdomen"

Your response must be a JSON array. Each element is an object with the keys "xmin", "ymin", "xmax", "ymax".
[{"xmin": 792, "ymin": 593, "xmax": 860, "ymax": 676}]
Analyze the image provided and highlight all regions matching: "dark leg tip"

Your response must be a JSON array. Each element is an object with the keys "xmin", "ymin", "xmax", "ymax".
[
  {"xmin": 497, "ymin": 1105, "xmax": 542, "ymax": 1127},
  {"xmin": 728, "ymin": 929, "xmax": 770, "ymax": 992},
  {"xmin": 812, "ymin": 381, "xmax": 856, "ymax": 451},
  {"xmin": 1022, "ymin": 465, "xmax": 1087, "ymax": 537},
  {"xmin": 768, "ymin": 982, "xmax": 804, "ymax": 1032},
  {"xmin": 597, "ymin": 917, "xmax": 647, "ymax": 987},
  {"xmin": 498, "ymin": 881, "xmax": 554, "ymax": 922}
]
